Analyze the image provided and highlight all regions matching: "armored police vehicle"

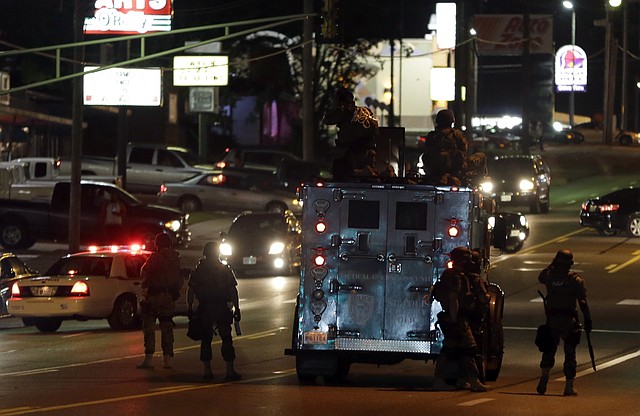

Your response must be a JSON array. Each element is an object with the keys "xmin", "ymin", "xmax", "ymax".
[{"xmin": 284, "ymin": 179, "xmax": 506, "ymax": 383}]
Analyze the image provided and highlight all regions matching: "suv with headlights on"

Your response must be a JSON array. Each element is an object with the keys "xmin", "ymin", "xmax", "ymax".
[
  {"xmin": 219, "ymin": 210, "xmax": 302, "ymax": 277},
  {"xmin": 484, "ymin": 154, "xmax": 551, "ymax": 214}
]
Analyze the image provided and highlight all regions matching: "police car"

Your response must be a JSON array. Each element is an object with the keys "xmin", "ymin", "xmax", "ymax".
[{"xmin": 7, "ymin": 245, "xmax": 189, "ymax": 332}]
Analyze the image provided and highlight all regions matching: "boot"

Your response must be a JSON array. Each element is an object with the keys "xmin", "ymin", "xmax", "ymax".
[
  {"xmin": 136, "ymin": 354, "xmax": 154, "ymax": 369},
  {"xmin": 537, "ymin": 367, "xmax": 551, "ymax": 395},
  {"xmin": 224, "ymin": 360, "xmax": 241, "ymax": 381},
  {"xmin": 469, "ymin": 378, "xmax": 489, "ymax": 392},
  {"xmin": 203, "ymin": 361, "xmax": 214, "ymax": 380},
  {"xmin": 162, "ymin": 355, "xmax": 172, "ymax": 369},
  {"xmin": 563, "ymin": 378, "xmax": 577, "ymax": 396}
]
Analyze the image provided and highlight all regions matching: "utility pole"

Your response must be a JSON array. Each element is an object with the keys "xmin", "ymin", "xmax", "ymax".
[
  {"xmin": 69, "ymin": 0, "xmax": 84, "ymax": 252},
  {"xmin": 302, "ymin": 0, "xmax": 314, "ymax": 162}
]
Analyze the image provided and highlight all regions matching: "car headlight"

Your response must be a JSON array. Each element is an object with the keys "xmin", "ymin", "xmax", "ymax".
[
  {"xmin": 219, "ymin": 242, "xmax": 232, "ymax": 256},
  {"xmin": 269, "ymin": 242, "xmax": 285, "ymax": 255},
  {"xmin": 519, "ymin": 215, "xmax": 528, "ymax": 227},
  {"xmin": 519, "ymin": 179, "xmax": 534, "ymax": 192},
  {"xmin": 487, "ymin": 216, "xmax": 495, "ymax": 229},
  {"xmin": 479, "ymin": 180, "xmax": 493, "ymax": 194},
  {"xmin": 164, "ymin": 220, "xmax": 181, "ymax": 232}
]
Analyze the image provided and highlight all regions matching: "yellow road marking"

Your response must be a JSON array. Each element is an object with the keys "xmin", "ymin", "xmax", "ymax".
[
  {"xmin": 608, "ymin": 252, "xmax": 640, "ymax": 273},
  {"xmin": 0, "ymin": 370, "xmax": 297, "ymax": 416}
]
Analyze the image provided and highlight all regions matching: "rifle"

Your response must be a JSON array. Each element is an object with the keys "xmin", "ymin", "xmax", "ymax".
[{"xmin": 585, "ymin": 327, "xmax": 596, "ymax": 371}]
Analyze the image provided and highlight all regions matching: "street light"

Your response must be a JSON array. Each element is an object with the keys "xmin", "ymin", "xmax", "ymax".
[{"xmin": 562, "ymin": 1, "xmax": 576, "ymax": 127}]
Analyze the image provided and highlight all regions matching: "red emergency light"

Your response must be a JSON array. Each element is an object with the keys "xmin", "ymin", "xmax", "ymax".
[
  {"xmin": 313, "ymin": 248, "xmax": 326, "ymax": 266},
  {"xmin": 315, "ymin": 220, "xmax": 327, "ymax": 233}
]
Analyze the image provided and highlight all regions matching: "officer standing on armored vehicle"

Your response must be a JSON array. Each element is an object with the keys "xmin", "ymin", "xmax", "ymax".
[
  {"xmin": 322, "ymin": 87, "xmax": 379, "ymax": 181},
  {"xmin": 536, "ymin": 249, "xmax": 592, "ymax": 396},
  {"xmin": 432, "ymin": 246, "xmax": 489, "ymax": 392}
]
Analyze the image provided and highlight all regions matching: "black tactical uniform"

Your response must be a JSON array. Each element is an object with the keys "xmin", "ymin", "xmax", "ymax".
[
  {"xmin": 537, "ymin": 249, "xmax": 592, "ymax": 396},
  {"xmin": 188, "ymin": 242, "xmax": 241, "ymax": 381}
]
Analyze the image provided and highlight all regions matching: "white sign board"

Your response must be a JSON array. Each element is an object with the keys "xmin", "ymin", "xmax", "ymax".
[
  {"xmin": 430, "ymin": 67, "xmax": 455, "ymax": 101},
  {"xmin": 555, "ymin": 45, "xmax": 587, "ymax": 93},
  {"xmin": 83, "ymin": 66, "xmax": 162, "ymax": 106},
  {"xmin": 84, "ymin": 0, "xmax": 172, "ymax": 34},
  {"xmin": 173, "ymin": 56, "xmax": 229, "ymax": 86}
]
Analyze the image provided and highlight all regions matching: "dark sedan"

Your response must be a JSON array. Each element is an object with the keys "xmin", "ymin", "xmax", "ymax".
[
  {"xmin": 0, "ymin": 253, "xmax": 39, "ymax": 316},
  {"xmin": 580, "ymin": 188, "xmax": 640, "ymax": 237}
]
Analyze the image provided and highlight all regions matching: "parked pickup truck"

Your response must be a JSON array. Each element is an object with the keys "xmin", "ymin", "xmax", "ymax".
[
  {"xmin": 58, "ymin": 143, "xmax": 216, "ymax": 194},
  {"xmin": 1, "ymin": 158, "xmax": 117, "ymax": 202},
  {"xmin": 0, "ymin": 181, "xmax": 190, "ymax": 250}
]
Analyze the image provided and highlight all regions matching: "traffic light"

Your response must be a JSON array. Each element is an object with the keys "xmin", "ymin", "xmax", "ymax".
[{"xmin": 319, "ymin": 0, "xmax": 342, "ymax": 43}]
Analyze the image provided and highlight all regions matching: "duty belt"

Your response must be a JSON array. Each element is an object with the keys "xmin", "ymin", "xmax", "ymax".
[{"xmin": 147, "ymin": 287, "xmax": 171, "ymax": 296}]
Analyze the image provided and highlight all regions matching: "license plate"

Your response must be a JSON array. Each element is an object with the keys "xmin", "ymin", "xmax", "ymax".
[
  {"xmin": 510, "ymin": 230, "xmax": 520, "ymax": 237},
  {"xmin": 31, "ymin": 286, "xmax": 56, "ymax": 297},
  {"xmin": 242, "ymin": 256, "xmax": 257, "ymax": 265},
  {"xmin": 304, "ymin": 331, "xmax": 328, "ymax": 345},
  {"xmin": 500, "ymin": 194, "xmax": 512, "ymax": 202}
]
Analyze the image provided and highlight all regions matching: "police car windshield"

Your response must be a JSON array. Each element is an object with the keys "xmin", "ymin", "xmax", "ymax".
[{"xmin": 45, "ymin": 256, "xmax": 114, "ymax": 277}]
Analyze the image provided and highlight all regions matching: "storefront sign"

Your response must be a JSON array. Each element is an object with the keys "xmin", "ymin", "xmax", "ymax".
[
  {"xmin": 473, "ymin": 14, "xmax": 553, "ymax": 56},
  {"xmin": 84, "ymin": 0, "xmax": 172, "ymax": 35},
  {"xmin": 83, "ymin": 66, "xmax": 162, "ymax": 106},
  {"xmin": 555, "ymin": 44, "xmax": 587, "ymax": 92},
  {"xmin": 173, "ymin": 56, "xmax": 229, "ymax": 86}
]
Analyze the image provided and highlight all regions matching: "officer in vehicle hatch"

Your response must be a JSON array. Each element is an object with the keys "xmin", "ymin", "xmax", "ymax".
[
  {"xmin": 187, "ymin": 242, "xmax": 241, "ymax": 381},
  {"xmin": 421, "ymin": 109, "xmax": 469, "ymax": 186},
  {"xmin": 137, "ymin": 233, "xmax": 183, "ymax": 370},
  {"xmin": 536, "ymin": 249, "xmax": 592, "ymax": 396},
  {"xmin": 322, "ymin": 87, "xmax": 379, "ymax": 181},
  {"xmin": 432, "ymin": 246, "xmax": 489, "ymax": 392}
]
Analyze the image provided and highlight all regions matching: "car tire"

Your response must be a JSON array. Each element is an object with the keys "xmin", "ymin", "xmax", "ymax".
[
  {"xmin": 597, "ymin": 228, "xmax": 618, "ymax": 236},
  {"xmin": 540, "ymin": 200, "xmax": 550, "ymax": 214},
  {"xmin": 529, "ymin": 199, "xmax": 541, "ymax": 214},
  {"xmin": 266, "ymin": 201, "xmax": 288, "ymax": 214},
  {"xmin": 0, "ymin": 221, "xmax": 36, "ymax": 250},
  {"xmin": 108, "ymin": 295, "xmax": 138, "ymax": 330},
  {"xmin": 619, "ymin": 133, "xmax": 633, "ymax": 146},
  {"xmin": 34, "ymin": 318, "xmax": 62, "ymax": 332},
  {"xmin": 179, "ymin": 196, "xmax": 202, "ymax": 213},
  {"xmin": 626, "ymin": 214, "xmax": 640, "ymax": 237}
]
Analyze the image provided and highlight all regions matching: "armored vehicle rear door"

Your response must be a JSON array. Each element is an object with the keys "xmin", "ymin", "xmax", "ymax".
[
  {"xmin": 335, "ymin": 188, "xmax": 388, "ymax": 341},
  {"xmin": 383, "ymin": 189, "xmax": 437, "ymax": 341},
  {"xmin": 335, "ymin": 187, "xmax": 437, "ymax": 345}
]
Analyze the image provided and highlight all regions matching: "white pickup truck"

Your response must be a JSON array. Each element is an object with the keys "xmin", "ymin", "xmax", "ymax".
[
  {"xmin": 1, "ymin": 157, "xmax": 117, "ymax": 201},
  {"xmin": 58, "ymin": 143, "xmax": 216, "ymax": 194}
]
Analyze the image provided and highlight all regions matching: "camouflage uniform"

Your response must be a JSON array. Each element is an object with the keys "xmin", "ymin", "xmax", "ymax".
[
  {"xmin": 138, "ymin": 233, "xmax": 183, "ymax": 369},
  {"xmin": 433, "ymin": 247, "xmax": 488, "ymax": 392}
]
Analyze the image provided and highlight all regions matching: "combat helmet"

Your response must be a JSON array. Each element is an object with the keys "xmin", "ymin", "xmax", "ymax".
[
  {"xmin": 553, "ymin": 249, "xmax": 574, "ymax": 266},
  {"xmin": 449, "ymin": 246, "xmax": 472, "ymax": 263}
]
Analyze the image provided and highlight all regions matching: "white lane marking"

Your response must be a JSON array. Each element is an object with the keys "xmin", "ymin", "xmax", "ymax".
[
  {"xmin": 61, "ymin": 332, "xmax": 91, "ymax": 339},
  {"xmin": 618, "ymin": 299, "xmax": 640, "ymax": 305},
  {"xmin": 555, "ymin": 349, "xmax": 640, "ymax": 381},
  {"xmin": 505, "ymin": 327, "xmax": 640, "ymax": 334},
  {"xmin": 530, "ymin": 298, "xmax": 544, "ymax": 303},
  {"xmin": 458, "ymin": 398, "xmax": 496, "ymax": 407},
  {"xmin": 283, "ymin": 299, "xmax": 297, "ymax": 304}
]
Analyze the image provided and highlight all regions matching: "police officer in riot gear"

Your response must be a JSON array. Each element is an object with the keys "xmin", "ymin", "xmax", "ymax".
[
  {"xmin": 433, "ymin": 246, "xmax": 489, "ymax": 392},
  {"xmin": 187, "ymin": 242, "xmax": 242, "ymax": 381},
  {"xmin": 137, "ymin": 233, "xmax": 183, "ymax": 370},
  {"xmin": 537, "ymin": 249, "xmax": 592, "ymax": 396}
]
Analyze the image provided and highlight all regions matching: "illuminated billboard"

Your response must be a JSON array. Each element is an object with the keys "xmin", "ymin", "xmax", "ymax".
[
  {"xmin": 173, "ymin": 56, "xmax": 229, "ymax": 86},
  {"xmin": 83, "ymin": 66, "xmax": 163, "ymax": 106},
  {"xmin": 84, "ymin": 0, "xmax": 173, "ymax": 35},
  {"xmin": 555, "ymin": 45, "xmax": 587, "ymax": 93}
]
